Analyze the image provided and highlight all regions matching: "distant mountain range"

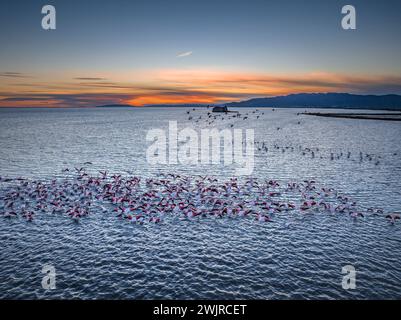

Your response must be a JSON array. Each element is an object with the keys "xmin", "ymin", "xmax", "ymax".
[
  {"xmin": 96, "ymin": 93, "xmax": 401, "ymax": 110},
  {"xmin": 226, "ymin": 93, "xmax": 401, "ymax": 110}
]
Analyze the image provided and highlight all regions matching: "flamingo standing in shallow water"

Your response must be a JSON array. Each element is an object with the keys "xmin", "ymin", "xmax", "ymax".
[{"xmin": 386, "ymin": 213, "xmax": 401, "ymax": 224}]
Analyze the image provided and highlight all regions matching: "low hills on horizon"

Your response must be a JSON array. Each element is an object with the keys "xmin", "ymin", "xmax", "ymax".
[{"xmin": 97, "ymin": 93, "xmax": 401, "ymax": 110}]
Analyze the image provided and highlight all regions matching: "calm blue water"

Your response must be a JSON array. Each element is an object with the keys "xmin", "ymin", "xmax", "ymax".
[{"xmin": 0, "ymin": 107, "xmax": 401, "ymax": 299}]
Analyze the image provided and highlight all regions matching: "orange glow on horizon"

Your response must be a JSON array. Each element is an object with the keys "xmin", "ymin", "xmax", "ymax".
[
  {"xmin": 126, "ymin": 95, "xmax": 235, "ymax": 106},
  {"xmin": 1, "ymin": 69, "xmax": 401, "ymax": 107}
]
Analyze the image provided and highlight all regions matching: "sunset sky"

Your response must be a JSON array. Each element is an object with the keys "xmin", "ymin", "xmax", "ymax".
[{"xmin": 1, "ymin": 0, "xmax": 401, "ymax": 107}]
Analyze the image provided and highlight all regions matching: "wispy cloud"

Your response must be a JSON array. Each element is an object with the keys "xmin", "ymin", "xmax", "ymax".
[
  {"xmin": 74, "ymin": 77, "xmax": 107, "ymax": 81},
  {"xmin": 176, "ymin": 51, "xmax": 193, "ymax": 58},
  {"xmin": 0, "ymin": 72, "xmax": 31, "ymax": 78}
]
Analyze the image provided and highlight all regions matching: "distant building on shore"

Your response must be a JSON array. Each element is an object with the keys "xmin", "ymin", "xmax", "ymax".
[{"xmin": 212, "ymin": 106, "xmax": 238, "ymax": 113}]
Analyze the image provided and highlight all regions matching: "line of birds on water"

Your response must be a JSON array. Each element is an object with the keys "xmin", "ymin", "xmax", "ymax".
[
  {"xmin": 253, "ymin": 141, "xmax": 397, "ymax": 165},
  {"xmin": 0, "ymin": 169, "xmax": 399, "ymax": 225}
]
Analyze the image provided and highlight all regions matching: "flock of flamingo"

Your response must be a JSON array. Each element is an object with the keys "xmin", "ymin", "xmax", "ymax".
[
  {"xmin": 0, "ymin": 107, "xmax": 399, "ymax": 226},
  {"xmin": 187, "ymin": 107, "xmax": 269, "ymax": 127},
  {"xmin": 0, "ymin": 168, "xmax": 399, "ymax": 225},
  {"xmin": 187, "ymin": 107, "xmax": 393, "ymax": 165}
]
